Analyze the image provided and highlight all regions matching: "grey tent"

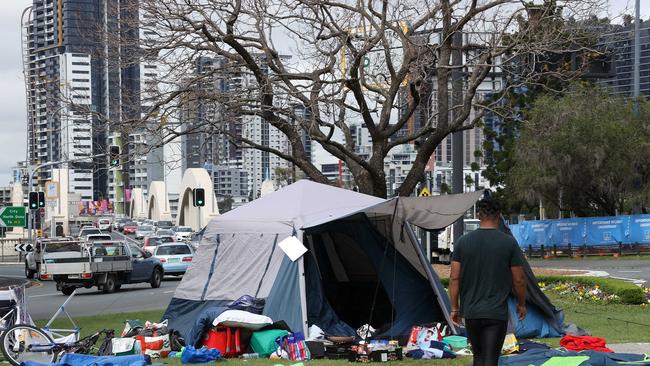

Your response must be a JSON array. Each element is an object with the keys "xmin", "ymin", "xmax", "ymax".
[{"xmin": 162, "ymin": 180, "xmax": 483, "ymax": 339}]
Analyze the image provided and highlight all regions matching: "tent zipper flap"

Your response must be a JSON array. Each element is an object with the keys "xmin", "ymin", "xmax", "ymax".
[
  {"xmin": 254, "ymin": 234, "xmax": 279, "ymax": 298},
  {"xmin": 201, "ymin": 234, "xmax": 221, "ymax": 301},
  {"xmin": 404, "ymin": 223, "xmax": 457, "ymax": 334}
]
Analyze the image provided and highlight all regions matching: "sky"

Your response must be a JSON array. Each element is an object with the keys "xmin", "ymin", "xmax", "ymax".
[{"xmin": 0, "ymin": 0, "xmax": 645, "ymax": 186}]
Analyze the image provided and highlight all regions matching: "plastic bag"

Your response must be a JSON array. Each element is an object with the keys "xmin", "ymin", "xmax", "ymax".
[
  {"xmin": 275, "ymin": 332, "xmax": 310, "ymax": 361},
  {"xmin": 227, "ymin": 295, "xmax": 265, "ymax": 315},
  {"xmin": 501, "ymin": 333, "xmax": 519, "ymax": 354},
  {"xmin": 181, "ymin": 346, "xmax": 221, "ymax": 364}
]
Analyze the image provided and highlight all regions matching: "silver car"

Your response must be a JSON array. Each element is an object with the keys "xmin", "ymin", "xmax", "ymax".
[
  {"xmin": 135, "ymin": 225, "xmax": 155, "ymax": 239},
  {"xmin": 156, "ymin": 229, "xmax": 175, "ymax": 237},
  {"xmin": 153, "ymin": 244, "xmax": 193, "ymax": 276}
]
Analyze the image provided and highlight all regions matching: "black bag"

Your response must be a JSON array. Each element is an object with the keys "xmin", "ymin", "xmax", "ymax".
[
  {"xmin": 324, "ymin": 343, "xmax": 352, "ymax": 360},
  {"xmin": 169, "ymin": 330, "xmax": 186, "ymax": 352},
  {"xmin": 98, "ymin": 331, "xmax": 114, "ymax": 356},
  {"xmin": 305, "ymin": 341, "xmax": 325, "ymax": 359}
]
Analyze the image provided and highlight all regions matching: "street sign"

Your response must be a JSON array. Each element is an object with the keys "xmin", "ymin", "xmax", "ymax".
[
  {"xmin": 45, "ymin": 181, "xmax": 59, "ymax": 199},
  {"xmin": 0, "ymin": 206, "xmax": 26, "ymax": 227},
  {"xmin": 419, "ymin": 187, "xmax": 431, "ymax": 197},
  {"xmin": 14, "ymin": 243, "xmax": 33, "ymax": 252}
]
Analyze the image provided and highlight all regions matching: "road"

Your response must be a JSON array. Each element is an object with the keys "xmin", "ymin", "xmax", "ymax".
[
  {"xmin": 0, "ymin": 230, "xmax": 181, "ymax": 320},
  {"xmin": 530, "ymin": 259, "xmax": 650, "ymax": 284}
]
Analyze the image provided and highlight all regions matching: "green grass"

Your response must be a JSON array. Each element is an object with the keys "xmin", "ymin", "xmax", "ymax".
[{"xmin": 544, "ymin": 292, "xmax": 650, "ymax": 345}]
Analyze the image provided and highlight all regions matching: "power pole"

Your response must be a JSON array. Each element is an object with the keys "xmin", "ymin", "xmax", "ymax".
[{"xmin": 451, "ymin": 29, "xmax": 465, "ymax": 242}]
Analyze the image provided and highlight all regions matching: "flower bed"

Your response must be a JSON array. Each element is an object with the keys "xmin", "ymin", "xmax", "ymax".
[{"xmin": 537, "ymin": 276, "xmax": 648, "ymax": 305}]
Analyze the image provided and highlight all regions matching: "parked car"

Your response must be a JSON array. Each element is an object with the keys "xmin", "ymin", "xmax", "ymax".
[
  {"xmin": 156, "ymin": 229, "xmax": 175, "ymax": 237},
  {"xmin": 153, "ymin": 244, "xmax": 193, "ymax": 276},
  {"xmin": 97, "ymin": 218, "xmax": 112, "ymax": 232},
  {"xmin": 173, "ymin": 226, "xmax": 194, "ymax": 242},
  {"xmin": 122, "ymin": 222, "xmax": 138, "ymax": 235},
  {"xmin": 135, "ymin": 225, "xmax": 155, "ymax": 239},
  {"xmin": 143, "ymin": 236, "xmax": 175, "ymax": 253},
  {"xmin": 156, "ymin": 220, "xmax": 174, "ymax": 230}
]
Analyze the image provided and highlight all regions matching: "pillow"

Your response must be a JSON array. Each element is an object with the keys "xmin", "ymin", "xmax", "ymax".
[{"xmin": 213, "ymin": 310, "xmax": 273, "ymax": 330}]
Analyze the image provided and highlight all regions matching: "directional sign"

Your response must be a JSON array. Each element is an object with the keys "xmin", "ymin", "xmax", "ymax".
[
  {"xmin": 419, "ymin": 187, "xmax": 431, "ymax": 197},
  {"xmin": 0, "ymin": 206, "xmax": 26, "ymax": 227},
  {"xmin": 14, "ymin": 243, "xmax": 33, "ymax": 252}
]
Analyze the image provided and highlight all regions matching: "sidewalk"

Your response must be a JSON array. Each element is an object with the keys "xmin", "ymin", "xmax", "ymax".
[{"xmin": 609, "ymin": 343, "xmax": 650, "ymax": 353}]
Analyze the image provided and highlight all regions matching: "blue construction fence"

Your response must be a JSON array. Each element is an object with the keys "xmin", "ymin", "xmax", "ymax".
[{"xmin": 509, "ymin": 214, "xmax": 650, "ymax": 256}]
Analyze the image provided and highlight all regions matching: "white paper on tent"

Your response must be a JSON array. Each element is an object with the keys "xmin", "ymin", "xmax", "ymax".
[{"xmin": 278, "ymin": 236, "xmax": 308, "ymax": 261}]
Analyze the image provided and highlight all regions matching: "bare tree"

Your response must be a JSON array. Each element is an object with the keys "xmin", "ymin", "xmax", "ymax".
[{"xmin": 111, "ymin": 0, "xmax": 605, "ymax": 198}]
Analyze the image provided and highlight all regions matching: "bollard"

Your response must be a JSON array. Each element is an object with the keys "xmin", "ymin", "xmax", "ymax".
[
  {"xmin": 553, "ymin": 245, "xmax": 557, "ymax": 257},
  {"xmin": 568, "ymin": 243, "xmax": 572, "ymax": 257},
  {"xmin": 637, "ymin": 242, "xmax": 641, "ymax": 256},
  {"xmin": 528, "ymin": 245, "xmax": 533, "ymax": 258}
]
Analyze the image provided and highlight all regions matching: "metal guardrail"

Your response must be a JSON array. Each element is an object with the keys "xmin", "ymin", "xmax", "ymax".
[
  {"xmin": 525, "ymin": 243, "xmax": 650, "ymax": 258},
  {"xmin": 0, "ymin": 238, "xmax": 25, "ymax": 262}
]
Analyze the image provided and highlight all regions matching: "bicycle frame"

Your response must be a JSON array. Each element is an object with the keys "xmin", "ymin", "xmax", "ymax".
[{"xmin": 40, "ymin": 290, "xmax": 79, "ymax": 342}]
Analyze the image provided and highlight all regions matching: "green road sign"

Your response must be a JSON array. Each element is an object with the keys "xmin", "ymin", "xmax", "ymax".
[{"xmin": 0, "ymin": 206, "xmax": 26, "ymax": 227}]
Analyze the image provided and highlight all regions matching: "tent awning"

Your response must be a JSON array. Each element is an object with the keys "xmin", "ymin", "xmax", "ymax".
[{"xmin": 303, "ymin": 190, "xmax": 485, "ymax": 230}]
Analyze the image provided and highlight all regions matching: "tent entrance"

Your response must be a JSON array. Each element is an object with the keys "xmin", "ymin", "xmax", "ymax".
[{"xmin": 306, "ymin": 229, "xmax": 396, "ymax": 334}]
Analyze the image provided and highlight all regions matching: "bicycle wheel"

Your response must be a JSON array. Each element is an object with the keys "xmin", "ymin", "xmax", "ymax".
[{"xmin": 0, "ymin": 324, "xmax": 56, "ymax": 366}]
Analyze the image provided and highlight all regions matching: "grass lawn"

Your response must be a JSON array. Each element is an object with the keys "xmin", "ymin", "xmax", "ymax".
[{"xmin": 35, "ymin": 290, "xmax": 649, "ymax": 366}]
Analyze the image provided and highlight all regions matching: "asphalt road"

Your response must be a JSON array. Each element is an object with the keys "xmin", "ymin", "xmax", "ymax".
[
  {"xmin": 0, "ymin": 230, "xmax": 181, "ymax": 320},
  {"xmin": 529, "ymin": 259, "xmax": 650, "ymax": 284}
]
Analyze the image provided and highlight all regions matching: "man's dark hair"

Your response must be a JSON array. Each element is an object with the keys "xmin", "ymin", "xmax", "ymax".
[{"xmin": 477, "ymin": 197, "xmax": 501, "ymax": 219}]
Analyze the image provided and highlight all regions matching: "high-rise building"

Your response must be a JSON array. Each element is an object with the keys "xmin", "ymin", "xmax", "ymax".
[
  {"xmin": 21, "ymin": 1, "xmax": 161, "ymax": 211},
  {"xmin": 179, "ymin": 55, "xmax": 309, "ymax": 199},
  {"xmin": 597, "ymin": 20, "xmax": 650, "ymax": 98}
]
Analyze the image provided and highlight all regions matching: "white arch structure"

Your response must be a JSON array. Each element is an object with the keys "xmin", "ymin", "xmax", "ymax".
[
  {"xmin": 147, "ymin": 181, "xmax": 172, "ymax": 221},
  {"xmin": 176, "ymin": 168, "xmax": 219, "ymax": 231},
  {"xmin": 129, "ymin": 187, "xmax": 147, "ymax": 219}
]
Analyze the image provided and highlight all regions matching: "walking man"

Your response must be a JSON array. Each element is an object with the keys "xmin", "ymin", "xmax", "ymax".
[{"xmin": 449, "ymin": 197, "xmax": 527, "ymax": 366}]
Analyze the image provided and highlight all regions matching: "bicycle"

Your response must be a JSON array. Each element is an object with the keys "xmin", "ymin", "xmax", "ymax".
[{"xmin": 0, "ymin": 325, "xmax": 114, "ymax": 365}]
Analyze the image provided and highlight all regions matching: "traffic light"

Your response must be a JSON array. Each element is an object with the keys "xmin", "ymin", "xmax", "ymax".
[
  {"xmin": 109, "ymin": 145, "xmax": 120, "ymax": 167},
  {"xmin": 38, "ymin": 192, "xmax": 45, "ymax": 208},
  {"xmin": 28, "ymin": 192, "xmax": 38, "ymax": 210},
  {"xmin": 193, "ymin": 188, "xmax": 205, "ymax": 207}
]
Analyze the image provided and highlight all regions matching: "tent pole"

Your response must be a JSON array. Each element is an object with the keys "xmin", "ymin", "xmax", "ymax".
[
  {"xmin": 404, "ymin": 223, "xmax": 458, "ymax": 334},
  {"xmin": 297, "ymin": 238, "xmax": 309, "ymax": 335}
]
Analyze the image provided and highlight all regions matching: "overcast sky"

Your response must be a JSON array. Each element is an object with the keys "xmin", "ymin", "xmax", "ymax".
[{"xmin": 0, "ymin": 0, "xmax": 644, "ymax": 186}]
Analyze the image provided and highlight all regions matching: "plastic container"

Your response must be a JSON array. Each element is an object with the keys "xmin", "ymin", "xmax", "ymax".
[
  {"xmin": 240, "ymin": 353, "xmax": 259, "ymax": 359},
  {"xmin": 442, "ymin": 335, "xmax": 468, "ymax": 350}
]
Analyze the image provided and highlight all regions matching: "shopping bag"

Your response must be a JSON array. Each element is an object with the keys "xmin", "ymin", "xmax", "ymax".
[
  {"xmin": 276, "ymin": 332, "xmax": 311, "ymax": 361},
  {"xmin": 501, "ymin": 333, "xmax": 519, "ymax": 354},
  {"xmin": 112, "ymin": 337, "xmax": 137, "ymax": 356},
  {"xmin": 135, "ymin": 334, "xmax": 171, "ymax": 358},
  {"xmin": 406, "ymin": 324, "xmax": 448, "ymax": 351}
]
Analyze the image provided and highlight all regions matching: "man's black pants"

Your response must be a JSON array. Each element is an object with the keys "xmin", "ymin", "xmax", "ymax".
[{"xmin": 465, "ymin": 318, "xmax": 508, "ymax": 366}]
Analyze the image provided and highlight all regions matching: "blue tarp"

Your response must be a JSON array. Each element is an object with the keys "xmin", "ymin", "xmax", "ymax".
[
  {"xmin": 510, "ymin": 214, "xmax": 650, "ymax": 247},
  {"xmin": 507, "ymin": 297, "xmax": 563, "ymax": 338},
  {"xmin": 21, "ymin": 354, "xmax": 149, "ymax": 366}
]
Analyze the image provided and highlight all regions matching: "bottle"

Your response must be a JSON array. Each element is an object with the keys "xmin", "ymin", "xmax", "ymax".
[{"xmin": 240, "ymin": 353, "xmax": 259, "ymax": 359}]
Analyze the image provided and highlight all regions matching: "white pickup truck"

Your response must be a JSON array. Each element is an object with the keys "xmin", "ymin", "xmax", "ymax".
[{"xmin": 39, "ymin": 240, "xmax": 164, "ymax": 295}]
